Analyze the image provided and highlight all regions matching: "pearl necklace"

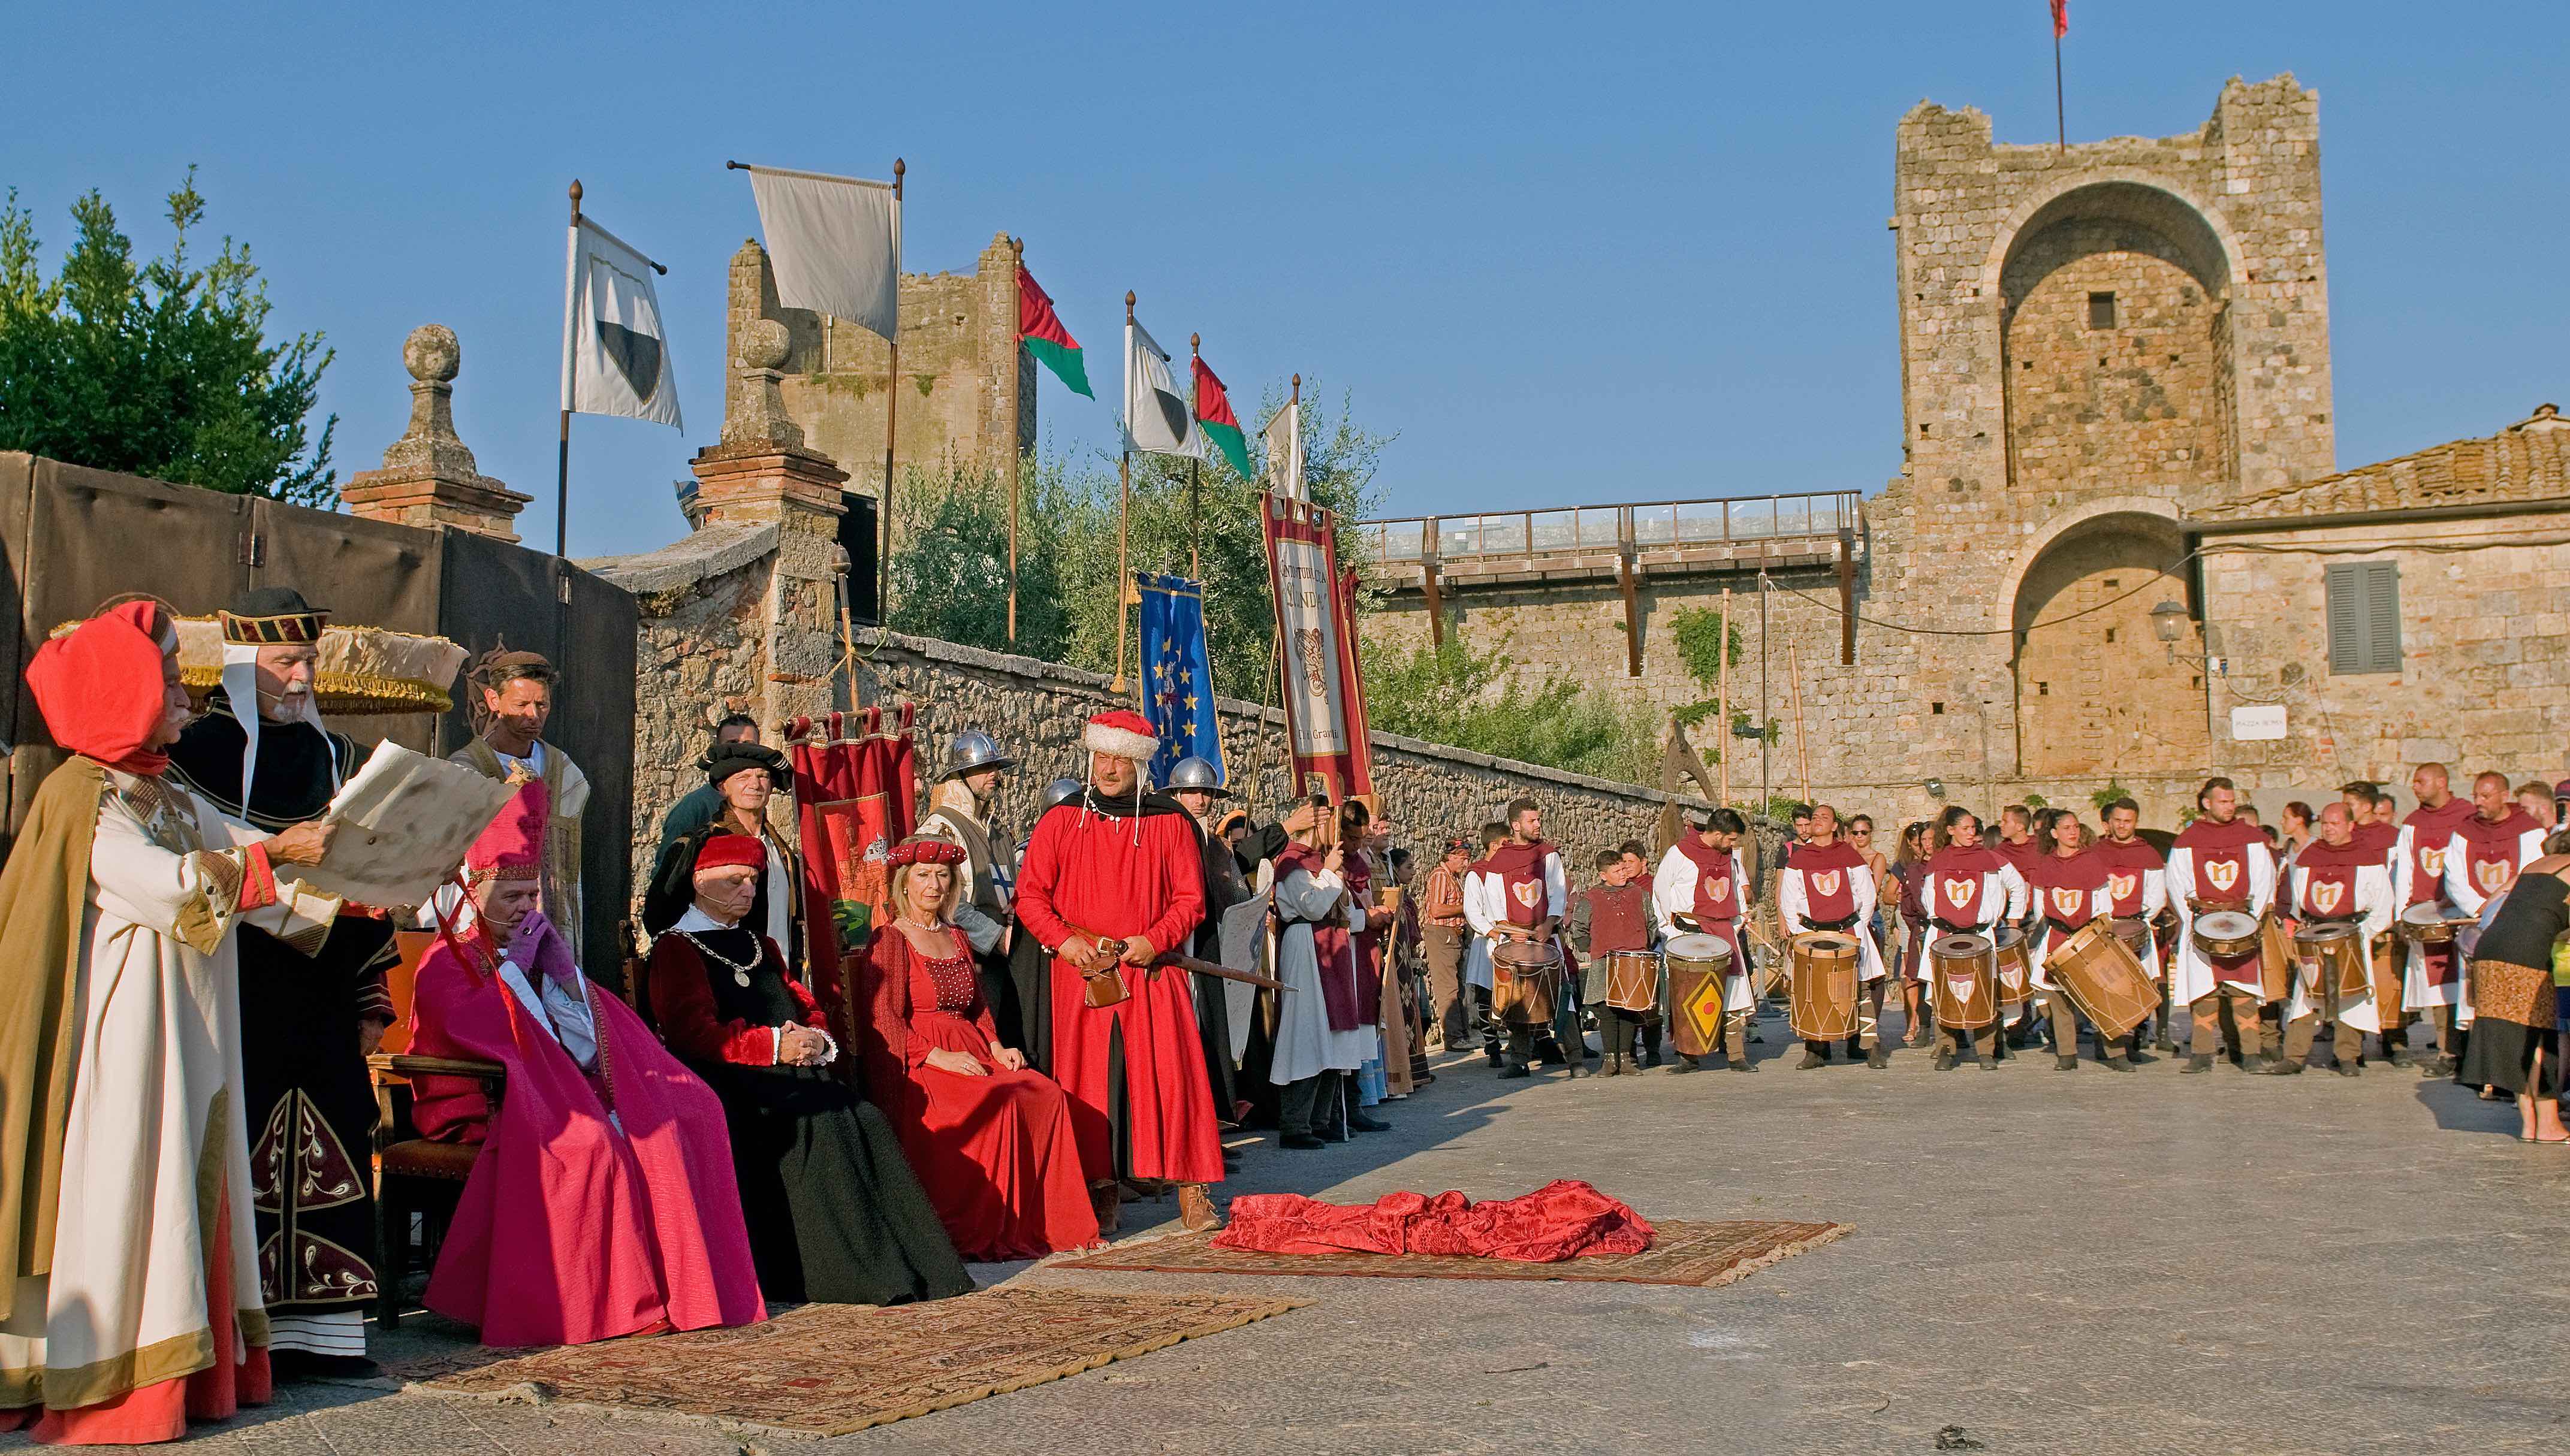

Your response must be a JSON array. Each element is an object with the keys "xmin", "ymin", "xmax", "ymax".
[{"xmin": 680, "ymin": 928, "xmax": 759, "ymax": 988}]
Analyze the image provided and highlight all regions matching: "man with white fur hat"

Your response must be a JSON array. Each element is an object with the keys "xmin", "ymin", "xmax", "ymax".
[{"xmin": 1013, "ymin": 709, "xmax": 1224, "ymax": 1233}]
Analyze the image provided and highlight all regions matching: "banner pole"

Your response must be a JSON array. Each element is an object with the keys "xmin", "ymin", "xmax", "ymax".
[
  {"xmin": 556, "ymin": 179, "xmax": 581, "ymax": 560},
  {"xmin": 1114, "ymin": 291, "xmax": 1136, "ymax": 696},
  {"xmin": 880, "ymin": 158, "xmax": 904, "ymax": 624},
  {"xmin": 1717, "ymin": 583, "xmax": 1732, "ymax": 808},
  {"xmin": 1007, "ymin": 235, "xmax": 1024, "ymax": 645},
  {"xmin": 1787, "ymin": 626, "xmax": 1812, "ymax": 805},
  {"xmin": 1188, "ymin": 333, "xmax": 1203, "ymax": 580}
]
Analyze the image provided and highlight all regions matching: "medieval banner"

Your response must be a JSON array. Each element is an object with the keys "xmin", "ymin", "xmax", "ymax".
[
  {"xmin": 789, "ymin": 707, "xmax": 919, "ymax": 1059},
  {"xmin": 1260, "ymin": 493, "xmax": 1373, "ymax": 799}
]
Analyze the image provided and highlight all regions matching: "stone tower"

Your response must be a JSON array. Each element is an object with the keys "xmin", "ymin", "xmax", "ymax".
[
  {"xmin": 719, "ymin": 231, "xmax": 1037, "ymax": 496},
  {"xmin": 1875, "ymin": 73, "xmax": 2334, "ymax": 781}
]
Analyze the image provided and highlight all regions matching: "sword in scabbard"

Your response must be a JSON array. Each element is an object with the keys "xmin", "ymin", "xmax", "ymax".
[{"xmin": 1063, "ymin": 922, "xmax": 1290, "ymax": 993}]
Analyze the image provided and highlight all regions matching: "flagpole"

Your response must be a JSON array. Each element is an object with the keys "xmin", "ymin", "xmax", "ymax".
[
  {"xmin": 2053, "ymin": 25, "xmax": 2066, "ymax": 153},
  {"xmin": 1187, "ymin": 333, "xmax": 1202, "ymax": 580},
  {"xmin": 880, "ymin": 158, "xmax": 904, "ymax": 623},
  {"xmin": 1114, "ymin": 291, "xmax": 1136, "ymax": 696},
  {"xmin": 1007, "ymin": 235, "xmax": 1024, "ymax": 645},
  {"xmin": 557, "ymin": 179, "xmax": 581, "ymax": 559},
  {"xmin": 1717, "ymin": 583, "xmax": 1732, "ymax": 807},
  {"xmin": 1289, "ymin": 373, "xmax": 1304, "ymax": 501}
]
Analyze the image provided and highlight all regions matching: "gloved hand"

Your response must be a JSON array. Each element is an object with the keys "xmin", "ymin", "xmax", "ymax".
[{"xmin": 508, "ymin": 910, "xmax": 580, "ymax": 989}]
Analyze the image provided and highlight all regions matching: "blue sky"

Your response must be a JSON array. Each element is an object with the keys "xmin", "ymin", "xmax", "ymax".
[{"xmin": 6, "ymin": 3, "xmax": 2559, "ymax": 558}]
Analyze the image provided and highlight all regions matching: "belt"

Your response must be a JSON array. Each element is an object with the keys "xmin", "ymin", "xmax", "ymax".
[
  {"xmin": 1930, "ymin": 918, "xmax": 1981, "ymax": 936},
  {"xmin": 2044, "ymin": 918, "xmax": 2085, "ymax": 937},
  {"xmin": 1801, "ymin": 912, "xmax": 1860, "ymax": 932},
  {"xmin": 1427, "ymin": 917, "xmax": 1467, "ymax": 931}
]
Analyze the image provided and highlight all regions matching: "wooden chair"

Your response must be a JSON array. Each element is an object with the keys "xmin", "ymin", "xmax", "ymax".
[{"xmin": 369, "ymin": 930, "xmax": 505, "ymax": 1331}]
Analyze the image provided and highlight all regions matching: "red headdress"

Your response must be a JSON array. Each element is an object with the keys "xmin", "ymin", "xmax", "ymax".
[
  {"xmin": 693, "ymin": 833, "xmax": 766, "ymax": 875},
  {"xmin": 1082, "ymin": 709, "xmax": 1158, "ymax": 763},
  {"xmin": 465, "ymin": 779, "xmax": 550, "ymax": 884},
  {"xmin": 26, "ymin": 600, "xmax": 176, "ymax": 777},
  {"xmin": 889, "ymin": 837, "xmax": 966, "ymax": 869}
]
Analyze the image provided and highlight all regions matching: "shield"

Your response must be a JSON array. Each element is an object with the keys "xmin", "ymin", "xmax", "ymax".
[
  {"xmin": 2109, "ymin": 871, "xmax": 2137, "ymax": 902},
  {"xmin": 1811, "ymin": 870, "xmax": 1841, "ymax": 898},
  {"xmin": 2207, "ymin": 859, "xmax": 2240, "ymax": 893},
  {"xmin": 2051, "ymin": 887, "xmax": 2084, "ymax": 918},
  {"xmin": 2478, "ymin": 859, "xmax": 2509, "ymax": 892},
  {"xmin": 1944, "ymin": 879, "xmax": 1973, "ymax": 909},
  {"xmin": 2311, "ymin": 880, "xmax": 2343, "ymax": 914}
]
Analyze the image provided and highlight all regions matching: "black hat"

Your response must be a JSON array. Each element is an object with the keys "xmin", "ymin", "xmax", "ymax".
[
  {"xmin": 703, "ymin": 740, "xmax": 790, "ymax": 791},
  {"xmin": 221, "ymin": 587, "xmax": 328, "ymax": 645}
]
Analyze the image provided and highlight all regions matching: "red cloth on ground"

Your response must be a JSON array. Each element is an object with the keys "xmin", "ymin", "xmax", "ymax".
[
  {"xmin": 1214, "ymin": 1179, "xmax": 1655, "ymax": 1262},
  {"xmin": 410, "ymin": 932, "xmax": 766, "ymax": 1347},
  {"xmin": 1014, "ymin": 801, "xmax": 1222, "ymax": 1186},
  {"xmin": 857, "ymin": 926, "xmax": 1100, "ymax": 1260}
]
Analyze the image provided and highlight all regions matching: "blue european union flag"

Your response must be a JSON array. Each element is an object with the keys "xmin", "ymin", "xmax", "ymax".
[{"xmin": 1136, "ymin": 572, "xmax": 1223, "ymax": 791}]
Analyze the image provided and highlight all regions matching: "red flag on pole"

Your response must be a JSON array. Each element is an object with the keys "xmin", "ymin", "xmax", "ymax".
[{"xmin": 2051, "ymin": 0, "xmax": 2067, "ymax": 37}]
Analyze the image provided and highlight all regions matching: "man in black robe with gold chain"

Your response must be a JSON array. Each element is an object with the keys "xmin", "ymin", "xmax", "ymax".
[{"xmin": 167, "ymin": 588, "xmax": 397, "ymax": 1378}]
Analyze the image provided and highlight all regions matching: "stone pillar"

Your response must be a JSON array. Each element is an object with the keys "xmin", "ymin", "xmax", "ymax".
[
  {"xmin": 688, "ymin": 317, "xmax": 851, "ymax": 730},
  {"xmin": 341, "ymin": 325, "xmax": 532, "ymax": 540}
]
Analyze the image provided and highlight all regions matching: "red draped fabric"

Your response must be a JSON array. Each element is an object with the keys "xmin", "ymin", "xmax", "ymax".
[
  {"xmin": 789, "ymin": 708, "xmax": 919, "ymax": 1056},
  {"xmin": 1214, "ymin": 1179, "xmax": 1654, "ymax": 1262}
]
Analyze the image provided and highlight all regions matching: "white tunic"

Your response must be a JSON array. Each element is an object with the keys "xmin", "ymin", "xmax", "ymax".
[
  {"xmin": 2164, "ymin": 840, "xmax": 2276, "ymax": 1006},
  {"xmin": 1778, "ymin": 857, "xmax": 1887, "ymax": 983},
  {"xmin": 1651, "ymin": 844, "xmax": 1755, "ymax": 1011},
  {"xmin": 2391, "ymin": 823, "xmax": 2466, "ymax": 1010},
  {"xmin": 1267, "ymin": 862, "xmax": 1371, "ymax": 1085},
  {"xmin": 2282, "ymin": 860, "xmax": 2390, "ymax": 1034},
  {"xmin": 0, "ymin": 774, "xmax": 266, "ymax": 1410}
]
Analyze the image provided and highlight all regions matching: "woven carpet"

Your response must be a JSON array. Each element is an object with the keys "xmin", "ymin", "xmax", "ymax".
[
  {"xmin": 390, "ymin": 1286, "xmax": 1308, "ymax": 1437},
  {"xmin": 1055, "ymin": 1218, "xmax": 1850, "ymax": 1286}
]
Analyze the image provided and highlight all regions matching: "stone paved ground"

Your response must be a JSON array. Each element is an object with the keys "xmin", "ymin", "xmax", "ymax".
[{"xmin": 17, "ymin": 1005, "xmax": 2562, "ymax": 1455}]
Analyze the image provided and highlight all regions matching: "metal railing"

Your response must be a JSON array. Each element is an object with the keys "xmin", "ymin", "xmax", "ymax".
[{"xmin": 1355, "ymin": 491, "xmax": 1864, "ymax": 569}]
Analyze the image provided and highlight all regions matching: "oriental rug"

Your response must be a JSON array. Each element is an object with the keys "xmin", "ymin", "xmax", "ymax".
[
  {"xmin": 1054, "ymin": 1218, "xmax": 1850, "ymax": 1286},
  {"xmin": 390, "ymin": 1287, "xmax": 1308, "ymax": 1437}
]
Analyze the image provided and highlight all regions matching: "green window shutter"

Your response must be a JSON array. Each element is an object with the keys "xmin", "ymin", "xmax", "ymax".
[
  {"xmin": 2324, "ymin": 561, "xmax": 2401, "ymax": 675},
  {"xmin": 2362, "ymin": 561, "xmax": 2402, "ymax": 673}
]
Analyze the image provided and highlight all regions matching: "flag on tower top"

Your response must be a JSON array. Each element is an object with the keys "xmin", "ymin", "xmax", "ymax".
[
  {"xmin": 1191, "ymin": 356, "xmax": 1251, "ymax": 478},
  {"xmin": 2051, "ymin": 0, "xmax": 2067, "ymax": 38},
  {"xmin": 1018, "ymin": 264, "xmax": 1093, "ymax": 398}
]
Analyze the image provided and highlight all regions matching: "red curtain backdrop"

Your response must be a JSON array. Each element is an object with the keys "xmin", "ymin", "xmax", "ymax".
[{"xmin": 789, "ymin": 706, "xmax": 919, "ymax": 1060}]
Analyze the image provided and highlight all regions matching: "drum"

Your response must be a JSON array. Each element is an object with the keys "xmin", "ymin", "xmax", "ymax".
[
  {"xmin": 1929, "ymin": 933, "xmax": 1998, "ymax": 1031},
  {"xmin": 2294, "ymin": 923, "xmax": 2371, "ymax": 1002},
  {"xmin": 2397, "ymin": 902, "xmax": 2460, "ymax": 944},
  {"xmin": 2045, "ymin": 919, "xmax": 2161, "ymax": 1041},
  {"xmin": 2257, "ymin": 913, "xmax": 2294, "ymax": 1002},
  {"xmin": 1489, "ymin": 938, "xmax": 1559, "ymax": 1026},
  {"xmin": 1604, "ymin": 949, "xmax": 1660, "ymax": 1014},
  {"xmin": 1663, "ymin": 932, "xmax": 1733, "ymax": 1058},
  {"xmin": 1788, "ymin": 932, "xmax": 1860, "ymax": 1041},
  {"xmin": 1991, "ymin": 926, "xmax": 2034, "ymax": 1007},
  {"xmin": 2191, "ymin": 909, "xmax": 2263, "ymax": 960},
  {"xmin": 2107, "ymin": 916, "xmax": 2152, "ymax": 963},
  {"xmin": 2370, "ymin": 934, "xmax": 2404, "ymax": 1026}
]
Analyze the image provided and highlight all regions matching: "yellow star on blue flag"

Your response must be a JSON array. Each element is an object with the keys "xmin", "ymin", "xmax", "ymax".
[{"xmin": 1135, "ymin": 571, "xmax": 1223, "ymax": 792}]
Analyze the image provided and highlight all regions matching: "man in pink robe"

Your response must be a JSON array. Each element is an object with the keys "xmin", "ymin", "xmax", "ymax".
[{"xmin": 407, "ymin": 781, "xmax": 763, "ymax": 1347}]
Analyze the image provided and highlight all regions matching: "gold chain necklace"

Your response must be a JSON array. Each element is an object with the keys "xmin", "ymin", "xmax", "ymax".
[{"xmin": 680, "ymin": 928, "xmax": 759, "ymax": 988}]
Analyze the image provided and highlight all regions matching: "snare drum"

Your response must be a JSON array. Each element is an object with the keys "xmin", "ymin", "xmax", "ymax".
[
  {"xmin": 2192, "ymin": 909, "xmax": 2263, "ymax": 960},
  {"xmin": 1788, "ymin": 932, "xmax": 1860, "ymax": 1041},
  {"xmin": 2108, "ymin": 916, "xmax": 2152, "ymax": 963},
  {"xmin": 1991, "ymin": 926, "xmax": 2033, "ymax": 1007},
  {"xmin": 2397, "ymin": 902, "xmax": 2462, "ymax": 944},
  {"xmin": 1489, "ymin": 938, "xmax": 1559, "ymax": 1027},
  {"xmin": 1604, "ymin": 949, "xmax": 1660, "ymax": 1014},
  {"xmin": 1663, "ymin": 932, "xmax": 1733, "ymax": 1058},
  {"xmin": 2293, "ymin": 922, "xmax": 2372, "ymax": 1002},
  {"xmin": 2046, "ymin": 918, "xmax": 2161, "ymax": 1041},
  {"xmin": 1929, "ymin": 933, "xmax": 1998, "ymax": 1031}
]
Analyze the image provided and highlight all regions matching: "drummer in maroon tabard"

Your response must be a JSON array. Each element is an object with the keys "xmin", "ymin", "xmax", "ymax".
[
  {"xmin": 1651, "ymin": 807, "xmax": 1758, "ymax": 1072},
  {"xmin": 2275, "ymin": 803, "xmax": 2394, "ymax": 1077},
  {"xmin": 1569, "ymin": 848, "xmax": 1660, "ymax": 1077},
  {"xmin": 1012, "ymin": 711, "xmax": 1223, "ymax": 1234},
  {"xmin": 2166, "ymin": 777, "xmax": 2281, "ymax": 1074},
  {"xmin": 1778, "ymin": 805, "xmax": 1888, "ymax": 1070},
  {"xmin": 2092, "ymin": 798, "xmax": 2172, "ymax": 1052},
  {"xmin": 1918, "ymin": 808, "xmax": 2028, "ymax": 1070},
  {"xmin": 1473, "ymin": 797, "xmax": 1571, "ymax": 1079},
  {"xmin": 2023, "ymin": 812, "xmax": 2131, "ymax": 1072},
  {"xmin": 2393, "ymin": 763, "xmax": 2478, "ymax": 1071}
]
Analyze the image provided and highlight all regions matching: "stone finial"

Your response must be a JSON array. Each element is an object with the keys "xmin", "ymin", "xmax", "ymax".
[
  {"xmin": 721, "ymin": 318, "xmax": 804, "ymax": 450},
  {"xmin": 340, "ymin": 324, "xmax": 533, "ymax": 542}
]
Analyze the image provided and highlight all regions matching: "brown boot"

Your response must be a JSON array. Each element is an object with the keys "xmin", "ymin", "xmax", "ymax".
[
  {"xmin": 1091, "ymin": 1181, "xmax": 1123, "ymax": 1236},
  {"xmin": 1178, "ymin": 1183, "xmax": 1223, "ymax": 1232}
]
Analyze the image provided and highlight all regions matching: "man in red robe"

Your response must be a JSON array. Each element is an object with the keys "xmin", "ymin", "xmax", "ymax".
[
  {"xmin": 408, "ymin": 781, "xmax": 764, "ymax": 1346},
  {"xmin": 1013, "ymin": 711, "xmax": 1223, "ymax": 1233}
]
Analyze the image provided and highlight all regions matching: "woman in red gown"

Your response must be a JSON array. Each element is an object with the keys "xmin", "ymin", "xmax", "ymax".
[{"xmin": 858, "ymin": 839, "xmax": 1100, "ymax": 1259}]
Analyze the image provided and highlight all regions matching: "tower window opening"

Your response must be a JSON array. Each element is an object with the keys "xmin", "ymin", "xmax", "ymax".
[{"xmin": 2088, "ymin": 291, "xmax": 2117, "ymax": 329}]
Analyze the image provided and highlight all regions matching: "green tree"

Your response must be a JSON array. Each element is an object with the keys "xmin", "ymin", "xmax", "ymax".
[
  {"xmin": 1667, "ymin": 604, "xmax": 1746, "ymax": 738},
  {"xmin": 0, "ymin": 171, "xmax": 337, "ymax": 505},
  {"xmin": 1359, "ymin": 628, "xmax": 1658, "ymax": 784}
]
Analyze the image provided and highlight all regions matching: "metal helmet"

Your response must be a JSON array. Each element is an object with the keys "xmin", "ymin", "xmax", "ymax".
[
  {"xmin": 1162, "ymin": 755, "xmax": 1229, "ymax": 798},
  {"xmin": 938, "ymin": 729, "xmax": 1016, "ymax": 782},
  {"xmin": 1041, "ymin": 775, "xmax": 1084, "ymax": 811}
]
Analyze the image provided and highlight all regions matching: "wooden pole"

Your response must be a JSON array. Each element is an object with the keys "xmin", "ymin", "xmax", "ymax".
[
  {"xmin": 556, "ymin": 179, "xmax": 581, "ymax": 560},
  {"xmin": 1189, "ymin": 332, "xmax": 1202, "ymax": 580},
  {"xmin": 1007, "ymin": 235, "xmax": 1023, "ymax": 644},
  {"xmin": 880, "ymin": 158, "xmax": 904, "ymax": 623},
  {"xmin": 1787, "ymin": 623, "xmax": 1812, "ymax": 805},
  {"xmin": 1717, "ymin": 584, "xmax": 1732, "ymax": 807},
  {"xmin": 1114, "ymin": 291, "xmax": 1136, "ymax": 695},
  {"xmin": 2053, "ymin": 23, "xmax": 2067, "ymax": 153}
]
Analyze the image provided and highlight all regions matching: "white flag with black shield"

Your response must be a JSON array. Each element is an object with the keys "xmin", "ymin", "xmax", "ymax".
[{"xmin": 562, "ymin": 216, "xmax": 681, "ymax": 428}]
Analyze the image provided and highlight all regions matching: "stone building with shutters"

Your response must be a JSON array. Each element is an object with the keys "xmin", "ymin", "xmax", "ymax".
[{"xmin": 1362, "ymin": 74, "xmax": 2570, "ymax": 825}]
